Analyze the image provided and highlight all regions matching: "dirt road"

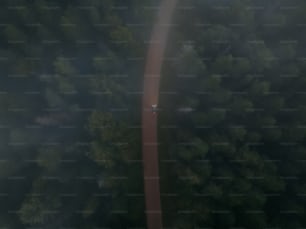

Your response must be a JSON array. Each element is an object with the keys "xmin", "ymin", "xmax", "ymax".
[{"xmin": 142, "ymin": 0, "xmax": 178, "ymax": 228}]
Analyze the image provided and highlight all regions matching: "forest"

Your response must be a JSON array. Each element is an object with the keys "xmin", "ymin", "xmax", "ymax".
[{"xmin": 1, "ymin": 0, "xmax": 306, "ymax": 228}]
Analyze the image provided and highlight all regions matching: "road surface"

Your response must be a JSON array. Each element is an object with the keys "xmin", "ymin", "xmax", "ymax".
[{"xmin": 142, "ymin": 0, "xmax": 178, "ymax": 228}]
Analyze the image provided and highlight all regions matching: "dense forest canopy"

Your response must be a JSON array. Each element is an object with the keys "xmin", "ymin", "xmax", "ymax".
[{"xmin": 0, "ymin": 0, "xmax": 306, "ymax": 228}]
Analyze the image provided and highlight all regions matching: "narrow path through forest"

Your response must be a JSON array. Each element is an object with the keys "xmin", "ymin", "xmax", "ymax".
[{"xmin": 142, "ymin": 0, "xmax": 178, "ymax": 228}]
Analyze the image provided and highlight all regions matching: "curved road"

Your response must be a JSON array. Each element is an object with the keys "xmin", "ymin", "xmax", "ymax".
[{"xmin": 142, "ymin": 0, "xmax": 178, "ymax": 228}]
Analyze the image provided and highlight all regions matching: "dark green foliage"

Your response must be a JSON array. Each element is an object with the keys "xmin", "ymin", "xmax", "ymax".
[
  {"xmin": 0, "ymin": 0, "xmax": 149, "ymax": 228},
  {"xmin": 1, "ymin": 0, "xmax": 306, "ymax": 228},
  {"xmin": 160, "ymin": 0, "xmax": 306, "ymax": 228}
]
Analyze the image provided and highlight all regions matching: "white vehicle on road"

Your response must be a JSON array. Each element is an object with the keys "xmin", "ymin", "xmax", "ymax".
[{"xmin": 151, "ymin": 104, "xmax": 158, "ymax": 113}]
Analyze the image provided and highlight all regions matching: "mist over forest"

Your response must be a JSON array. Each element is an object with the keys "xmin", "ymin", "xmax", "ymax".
[{"xmin": 0, "ymin": 0, "xmax": 306, "ymax": 228}]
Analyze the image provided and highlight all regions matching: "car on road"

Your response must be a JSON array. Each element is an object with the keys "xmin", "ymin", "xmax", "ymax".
[{"xmin": 151, "ymin": 104, "xmax": 158, "ymax": 114}]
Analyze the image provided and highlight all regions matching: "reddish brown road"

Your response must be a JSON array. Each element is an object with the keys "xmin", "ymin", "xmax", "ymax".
[{"xmin": 142, "ymin": 0, "xmax": 178, "ymax": 229}]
